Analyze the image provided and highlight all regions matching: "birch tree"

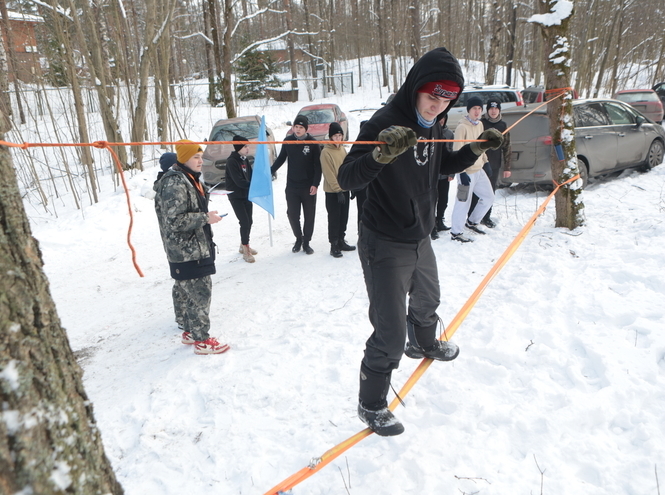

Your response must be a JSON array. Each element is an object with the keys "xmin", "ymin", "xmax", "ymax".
[{"xmin": 530, "ymin": 0, "xmax": 584, "ymax": 229}]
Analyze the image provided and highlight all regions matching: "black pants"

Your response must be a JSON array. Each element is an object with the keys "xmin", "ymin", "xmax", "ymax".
[
  {"xmin": 357, "ymin": 223, "xmax": 440, "ymax": 408},
  {"xmin": 469, "ymin": 162, "xmax": 497, "ymax": 222},
  {"xmin": 436, "ymin": 178, "xmax": 450, "ymax": 221},
  {"xmin": 354, "ymin": 187, "xmax": 367, "ymax": 230},
  {"xmin": 286, "ymin": 187, "xmax": 317, "ymax": 242},
  {"xmin": 229, "ymin": 198, "xmax": 253, "ymax": 245},
  {"xmin": 325, "ymin": 191, "xmax": 350, "ymax": 243}
]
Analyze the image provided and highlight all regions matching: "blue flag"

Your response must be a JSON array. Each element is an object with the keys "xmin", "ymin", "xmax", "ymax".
[{"xmin": 248, "ymin": 115, "xmax": 275, "ymax": 218}]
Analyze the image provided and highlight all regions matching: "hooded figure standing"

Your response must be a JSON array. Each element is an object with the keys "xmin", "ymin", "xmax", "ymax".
[
  {"xmin": 338, "ymin": 47, "xmax": 503, "ymax": 436},
  {"xmin": 154, "ymin": 140, "xmax": 229, "ymax": 355}
]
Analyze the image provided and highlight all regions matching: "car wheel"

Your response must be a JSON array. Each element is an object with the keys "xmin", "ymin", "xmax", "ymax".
[
  {"xmin": 643, "ymin": 139, "xmax": 664, "ymax": 171},
  {"xmin": 576, "ymin": 158, "xmax": 588, "ymax": 188}
]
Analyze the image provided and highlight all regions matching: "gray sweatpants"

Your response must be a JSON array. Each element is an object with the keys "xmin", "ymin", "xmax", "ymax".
[
  {"xmin": 172, "ymin": 276, "xmax": 212, "ymax": 342},
  {"xmin": 357, "ymin": 223, "xmax": 440, "ymax": 407}
]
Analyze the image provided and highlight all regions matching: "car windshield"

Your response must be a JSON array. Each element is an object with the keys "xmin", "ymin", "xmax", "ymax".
[
  {"xmin": 522, "ymin": 90, "xmax": 542, "ymax": 104},
  {"xmin": 615, "ymin": 92, "xmax": 659, "ymax": 103},
  {"xmin": 209, "ymin": 121, "xmax": 259, "ymax": 141},
  {"xmin": 300, "ymin": 109, "xmax": 335, "ymax": 124},
  {"xmin": 453, "ymin": 91, "xmax": 518, "ymax": 108}
]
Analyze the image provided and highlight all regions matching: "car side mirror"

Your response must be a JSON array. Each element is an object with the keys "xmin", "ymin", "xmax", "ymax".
[{"xmin": 636, "ymin": 115, "xmax": 646, "ymax": 127}]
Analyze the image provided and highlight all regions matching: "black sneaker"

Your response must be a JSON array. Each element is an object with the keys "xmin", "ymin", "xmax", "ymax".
[
  {"xmin": 338, "ymin": 239, "xmax": 356, "ymax": 251},
  {"xmin": 292, "ymin": 238, "xmax": 302, "ymax": 253},
  {"xmin": 404, "ymin": 340, "xmax": 459, "ymax": 361},
  {"xmin": 436, "ymin": 219, "xmax": 451, "ymax": 231},
  {"xmin": 330, "ymin": 242, "xmax": 343, "ymax": 258},
  {"xmin": 481, "ymin": 218, "xmax": 497, "ymax": 228},
  {"xmin": 465, "ymin": 221, "xmax": 486, "ymax": 234},
  {"xmin": 451, "ymin": 232, "xmax": 473, "ymax": 243},
  {"xmin": 303, "ymin": 242, "xmax": 314, "ymax": 255},
  {"xmin": 358, "ymin": 403, "xmax": 404, "ymax": 436},
  {"xmin": 431, "ymin": 228, "xmax": 440, "ymax": 240}
]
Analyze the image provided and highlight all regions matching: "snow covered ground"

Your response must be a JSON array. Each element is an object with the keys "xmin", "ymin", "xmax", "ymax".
[{"xmin": 17, "ymin": 60, "xmax": 665, "ymax": 494}]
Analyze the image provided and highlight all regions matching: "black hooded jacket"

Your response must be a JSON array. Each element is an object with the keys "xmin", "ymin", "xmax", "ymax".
[{"xmin": 338, "ymin": 47, "xmax": 479, "ymax": 241}]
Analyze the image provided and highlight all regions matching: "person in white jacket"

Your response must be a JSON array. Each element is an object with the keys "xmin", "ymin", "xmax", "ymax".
[{"xmin": 450, "ymin": 96, "xmax": 495, "ymax": 242}]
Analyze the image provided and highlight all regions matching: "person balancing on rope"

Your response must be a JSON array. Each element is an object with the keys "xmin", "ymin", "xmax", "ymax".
[{"xmin": 338, "ymin": 47, "xmax": 503, "ymax": 436}]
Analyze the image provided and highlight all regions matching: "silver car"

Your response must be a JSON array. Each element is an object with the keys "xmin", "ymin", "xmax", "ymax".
[{"xmin": 498, "ymin": 99, "xmax": 665, "ymax": 188}]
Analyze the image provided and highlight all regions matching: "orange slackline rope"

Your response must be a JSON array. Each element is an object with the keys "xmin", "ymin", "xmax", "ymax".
[{"xmin": 262, "ymin": 173, "xmax": 581, "ymax": 495}]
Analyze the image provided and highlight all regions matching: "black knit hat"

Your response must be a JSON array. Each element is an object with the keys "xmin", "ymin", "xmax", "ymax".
[
  {"xmin": 466, "ymin": 96, "xmax": 484, "ymax": 112},
  {"xmin": 486, "ymin": 99, "xmax": 501, "ymax": 111},
  {"xmin": 293, "ymin": 114, "xmax": 309, "ymax": 130},
  {"xmin": 328, "ymin": 122, "xmax": 344, "ymax": 138},
  {"xmin": 159, "ymin": 152, "xmax": 177, "ymax": 172},
  {"xmin": 233, "ymin": 135, "xmax": 249, "ymax": 152}
]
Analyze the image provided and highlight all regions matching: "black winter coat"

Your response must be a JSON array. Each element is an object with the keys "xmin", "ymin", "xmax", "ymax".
[
  {"xmin": 270, "ymin": 134, "xmax": 322, "ymax": 190},
  {"xmin": 338, "ymin": 47, "xmax": 479, "ymax": 241},
  {"xmin": 225, "ymin": 151, "xmax": 252, "ymax": 200}
]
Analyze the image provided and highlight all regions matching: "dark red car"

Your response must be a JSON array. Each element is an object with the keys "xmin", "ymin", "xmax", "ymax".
[
  {"xmin": 614, "ymin": 89, "xmax": 664, "ymax": 123},
  {"xmin": 289, "ymin": 103, "xmax": 348, "ymax": 141}
]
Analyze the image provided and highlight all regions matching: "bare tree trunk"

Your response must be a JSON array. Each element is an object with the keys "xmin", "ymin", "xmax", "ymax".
[
  {"xmin": 352, "ymin": 0, "xmax": 362, "ymax": 87},
  {"xmin": 284, "ymin": 0, "xmax": 299, "ymax": 92},
  {"xmin": 303, "ymin": 0, "xmax": 319, "ymax": 89},
  {"xmin": 220, "ymin": 0, "xmax": 237, "ymax": 117},
  {"xmin": 505, "ymin": 1, "xmax": 517, "ymax": 86},
  {"xmin": 485, "ymin": 0, "xmax": 502, "ymax": 85},
  {"xmin": 0, "ymin": 16, "xmax": 11, "ymax": 131},
  {"xmin": 592, "ymin": 6, "xmax": 620, "ymax": 98},
  {"xmin": 0, "ymin": 130, "xmax": 124, "ymax": 494},
  {"xmin": 608, "ymin": 0, "xmax": 625, "ymax": 96},
  {"xmin": 410, "ymin": 0, "xmax": 420, "ymax": 63},
  {"xmin": 375, "ymin": 0, "xmax": 389, "ymax": 87},
  {"xmin": 0, "ymin": 0, "xmax": 26, "ymax": 124},
  {"xmin": 203, "ymin": 0, "xmax": 217, "ymax": 105},
  {"xmin": 207, "ymin": 0, "xmax": 225, "ymax": 106},
  {"xmin": 533, "ymin": 0, "xmax": 584, "ymax": 229}
]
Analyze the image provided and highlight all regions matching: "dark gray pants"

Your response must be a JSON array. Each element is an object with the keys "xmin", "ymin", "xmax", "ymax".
[
  {"xmin": 357, "ymin": 224, "xmax": 440, "ymax": 408},
  {"xmin": 172, "ymin": 275, "xmax": 212, "ymax": 342}
]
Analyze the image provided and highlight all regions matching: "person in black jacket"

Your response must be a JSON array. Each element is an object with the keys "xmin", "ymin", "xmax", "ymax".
[
  {"xmin": 338, "ymin": 47, "xmax": 503, "ymax": 436},
  {"xmin": 226, "ymin": 135, "xmax": 257, "ymax": 263},
  {"xmin": 431, "ymin": 116, "xmax": 455, "ymax": 239},
  {"xmin": 270, "ymin": 115, "xmax": 322, "ymax": 255},
  {"xmin": 468, "ymin": 99, "xmax": 513, "ymax": 228}
]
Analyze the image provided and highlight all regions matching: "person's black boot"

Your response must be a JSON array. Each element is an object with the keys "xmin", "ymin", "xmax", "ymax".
[
  {"xmin": 302, "ymin": 241, "xmax": 314, "ymax": 255},
  {"xmin": 358, "ymin": 402, "xmax": 404, "ymax": 436},
  {"xmin": 404, "ymin": 318, "xmax": 460, "ymax": 361},
  {"xmin": 431, "ymin": 228, "xmax": 439, "ymax": 240},
  {"xmin": 436, "ymin": 218, "xmax": 451, "ymax": 231},
  {"xmin": 292, "ymin": 238, "xmax": 302, "ymax": 253},
  {"xmin": 338, "ymin": 238, "xmax": 356, "ymax": 251},
  {"xmin": 330, "ymin": 240, "xmax": 343, "ymax": 258}
]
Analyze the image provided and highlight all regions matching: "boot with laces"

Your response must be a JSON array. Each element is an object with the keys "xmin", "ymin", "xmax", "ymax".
[
  {"xmin": 404, "ymin": 340, "xmax": 459, "ymax": 361},
  {"xmin": 241, "ymin": 244, "xmax": 255, "ymax": 263},
  {"xmin": 465, "ymin": 221, "xmax": 486, "ymax": 235},
  {"xmin": 239, "ymin": 243, "xmax": 258, "ymax": 255},
  {"xmin": 358, "ymin": 403, "xmax": 404, "ymax": 436},
  {"xmin": 194, "ymin": 337, "xmax": 230, "ymax": 355}
]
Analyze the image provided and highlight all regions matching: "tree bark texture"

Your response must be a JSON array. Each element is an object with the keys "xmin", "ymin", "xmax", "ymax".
[
  {"xmin": 536, "ymin": 0, "xmax": 584, "ymax": 230},
  {"xmin": 0, "ymin": 138, "xmax": 123, "ymax": 494}
]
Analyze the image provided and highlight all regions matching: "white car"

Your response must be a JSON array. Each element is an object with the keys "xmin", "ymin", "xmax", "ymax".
[{"xmin": 446, "ymin": 85, "xmax": 524, "ymax": 130}]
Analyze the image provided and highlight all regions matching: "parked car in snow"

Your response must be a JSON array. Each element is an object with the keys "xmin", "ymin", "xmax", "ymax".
[
  {"xmin": 201, "ymin": 115, "xmax": 276, "ymax": 187},
  {"xmin": 614, "ymin": 89, "xmax": 664, "ymax": 123},
  {"xmin": 289, "ymin": 103, "xmax": 348, "ymax": 141},
  {"xmin": 446, "ymin": 85, "xmax": 524, "ymax": 130},
  {"xmin": 498, "ymin": 99, "xmax": 665, "ymax": 188},
  {"xmin": 521, "ymin": 85, "xmax": 578, "ymax": 104}
]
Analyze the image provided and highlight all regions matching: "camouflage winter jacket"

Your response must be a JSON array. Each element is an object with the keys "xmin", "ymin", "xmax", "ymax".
[{"xmin": 154, "ymin": 167, "xmax": 213, "ymax": 265}]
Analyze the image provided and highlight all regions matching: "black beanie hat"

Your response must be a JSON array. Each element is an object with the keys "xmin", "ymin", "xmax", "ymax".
[
  {"xmin": 233, "ymin": 135, "xmax": 249, "ymax": 152},
  {"xmin": 328, "ymin": 122, "xmax": 344, "ymax": 138},
  {"xmin": 159, "ymin": 152, "xmax": 177, "ymax": 172},
  {"xmin": 486, "ymin": 99, "xmax": 501, "ymax": 111},
  {"xmin": 293, "ymin": 115, "xmax": 309, "ymax": 130},
  {"xmin": 466, "ymin": 96, "xmax": 484, "ymax": 112}
]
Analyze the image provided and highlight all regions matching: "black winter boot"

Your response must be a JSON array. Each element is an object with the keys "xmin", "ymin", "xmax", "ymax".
[
  {"xmin": 292, "ymin": 238, "xmax": 302, "ymax": 253},
  {"xmin": 436, "ymin": 218, "xmax": 451, "ymax": 231},
  {"xmin": 338, "ymin": 238, "xmax": 356, "ymax": 251},
  {"xmin": 358, "ymin": 364, "xmax": 403, "ymax": 436},
  {"xmin": 302, "ymin": 241, "xmax": 314, "ymax": 255},
  {"xmin": 330, "ymin": 240, "xmax": 343, "ymax": 258},
  {"xmin": 358, "ymin": 402, "xmax": 404, "ymax": 436}
]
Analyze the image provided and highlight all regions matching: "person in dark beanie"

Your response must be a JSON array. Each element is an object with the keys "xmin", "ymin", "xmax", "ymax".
[
  {"xmin": 467, "ymin": 99, "xmax": 512, "ymax": 228},
  {"xmin": 271, "ymin": 114, "xmax": 322, "ymax": 255},
  {"xmin": 226, "ymin": 135, "xmax": 257, "ymax": 263},
  {"xmin": 154, "ymin": 139, "xmax": 229, "ymax": 355},
  {"xmin": 321, "ymin": 121, "xmax": 355, "ymax": 258},
  {"xmin": 450, "ymin": 95, "xmax": 495, "ymax": 242},
  {"xmin": 338, "ymin": 48, "xmax": 503, "ymax": 436},
  {"xmin": 155, "ymin": 152, "xmax": 177, "ymax": 184}
]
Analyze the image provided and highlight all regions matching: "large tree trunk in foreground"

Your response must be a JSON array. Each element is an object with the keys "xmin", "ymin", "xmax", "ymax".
[
  {"xmin": 0, "ymin": 133, "xmax": 123, "ymax": 493},
  {"xmin": 532, "ymin": 0, "xmax": 584, "ymax": 229}
]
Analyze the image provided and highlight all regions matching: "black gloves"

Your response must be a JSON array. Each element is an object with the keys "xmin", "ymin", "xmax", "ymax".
[
  {"xmin": 337, "ymin": 192, "xmax": 346, "ymax": 204},
  {"xmin": 470, "ymin": 128, "xmax": 503, "ymax": 156},
  {"xmin": 459, "ymin": 172, "xmax": 471, "ymax": 186},
  {"xmin": 372, "ymin": 126, "xmax": 418, "ymax": 164}
]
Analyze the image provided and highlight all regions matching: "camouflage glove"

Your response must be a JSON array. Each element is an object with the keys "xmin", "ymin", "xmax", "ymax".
[
  {"xmin": 470, "ymin": 128, "xmax": 504, "ymax": 156},
  {"xmin": 372, "ymin": 126, "xmax": 418, "ymax": 164}
]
